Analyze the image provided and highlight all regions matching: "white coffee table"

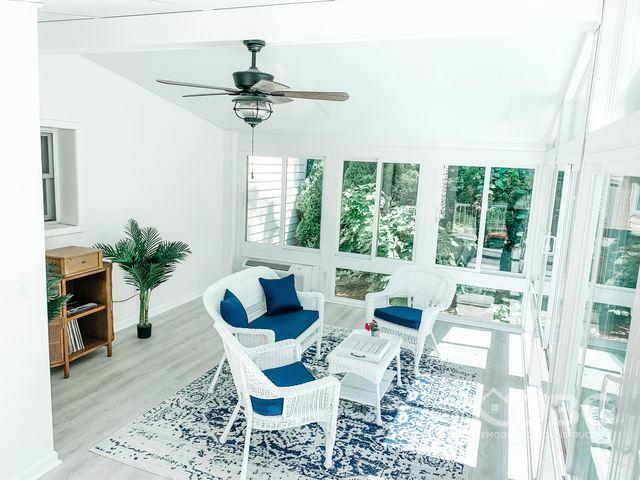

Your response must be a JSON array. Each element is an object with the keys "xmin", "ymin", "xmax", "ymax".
[{"xmin": 327, "ymin": 329, "xmax": 402, "ymax": 424}]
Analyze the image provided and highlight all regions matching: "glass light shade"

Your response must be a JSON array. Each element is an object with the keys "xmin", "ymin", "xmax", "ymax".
[{"xmin": 233, "ymin": 98, "xmax": 273, "ymax": 125}]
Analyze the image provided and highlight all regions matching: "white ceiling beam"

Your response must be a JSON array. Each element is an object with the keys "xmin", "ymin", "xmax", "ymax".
[{"xmin": 39, "ymin": 0, "xmax": 601, "ymax": 54}]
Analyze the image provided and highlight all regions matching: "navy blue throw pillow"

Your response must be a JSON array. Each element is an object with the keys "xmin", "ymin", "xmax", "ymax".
[
  {"xmin": 220, "ymin": 289, "xmax": 249, "ymax": 328},
  {"xmin": 259, "ymin": 274, "xmax": 303, "ymax": 316}
]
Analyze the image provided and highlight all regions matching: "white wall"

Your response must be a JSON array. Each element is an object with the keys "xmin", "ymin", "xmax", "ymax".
[
  {"xmin": 0, "ymin": 2, "xmax": 59, "ymax": 479},
  {"xmin": 39, "ymin": 54, "xmax": 231, "ymax": 331}
]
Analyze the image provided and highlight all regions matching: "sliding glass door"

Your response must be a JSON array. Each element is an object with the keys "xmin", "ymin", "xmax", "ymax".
[{"xmin": 565, "ymin": 174, "xmax": 640, "ymax": 479}]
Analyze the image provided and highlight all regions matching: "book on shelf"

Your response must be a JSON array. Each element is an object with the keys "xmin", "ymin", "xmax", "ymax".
[
  {"xmin": 66, "ymin": 298, "xmax": 99, "ymax": 316},
  {"xmin": 67, "ymin": 319, "xmax": 85, "ymax": 353}
]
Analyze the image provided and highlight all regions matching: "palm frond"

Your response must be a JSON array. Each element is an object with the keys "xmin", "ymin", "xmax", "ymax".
[
  {"xmin": 46, "ymin": 264, "xmax": 72, "ymax": 321},
  {"xmin": 93, "ymin": 219, "xmax": 191, "ymax": 295}
]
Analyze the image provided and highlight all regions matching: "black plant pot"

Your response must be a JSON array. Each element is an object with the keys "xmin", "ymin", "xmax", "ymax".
[{"xmin": 137, "ymin": 323, "xmax": 152, "ymax": 339}]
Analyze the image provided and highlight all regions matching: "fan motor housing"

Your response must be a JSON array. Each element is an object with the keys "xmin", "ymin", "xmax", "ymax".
[{"xmin": 233, "ymin": 69, "xmax": 274, "ymax": 91}]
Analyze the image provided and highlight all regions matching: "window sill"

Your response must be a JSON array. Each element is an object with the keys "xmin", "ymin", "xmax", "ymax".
[{"xmin": 45, "ymin": 223, "xmax": 82, "ymax": 238}]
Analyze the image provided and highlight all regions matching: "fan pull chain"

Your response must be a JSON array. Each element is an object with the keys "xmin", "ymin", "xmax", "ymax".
[{"xmin": 250, "ymin": 126, "xmax": 255, "ymax": 179}]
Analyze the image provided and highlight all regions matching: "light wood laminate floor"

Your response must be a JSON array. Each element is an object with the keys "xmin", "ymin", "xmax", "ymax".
[{"xmin": 44, "ymin": 300, "xmax": 526, "ymax": 480}]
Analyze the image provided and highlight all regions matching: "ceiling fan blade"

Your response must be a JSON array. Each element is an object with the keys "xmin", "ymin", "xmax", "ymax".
[
  {"xmin": 272, "ymin": 90, "xmax": 349, "ymax": 101},
  {"xmin": 251, "ymin": 79, "xmax": 290, "ymax": 94},
  {"xmin": 157, "ymin": 79, "xmax": 240, "ymax": 94},
  {"xmin": 268, "ymin": 95, "xmax": 294, "ymax": 104},
  {"xmin": 183, "ymin": 93, "xmax": 232, "ymax": 97}
]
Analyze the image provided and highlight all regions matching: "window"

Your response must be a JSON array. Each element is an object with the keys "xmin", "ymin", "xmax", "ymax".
[
  {"xmin": 285, "ymin": 158, "xmax": 324, "ymax": 248},
  {"xmin": 546, "ymin": 171, "xmax": 565, "ymax": 276},
  {"xmin": 338, "ymin": 161, "xmax": 377, "ymax": 255},
  {"xmin": 334, "ymin": 268, "xmax": 389, "ymax": 301},
  {"xmin": 339, "ymin": 160, "xmax": 420, "ymax": 260},
  {"xmin": 246, "ymin": 156, "xmax": 282, "ymax": 245},
  {"xmin": 436, "ymin": 166, "xmax": 485, "ymax": 268},
  {"xmin": 436, "ymin": 165, "xmax": 535, "ymax": 275},
  {"xmin": 40, "ymin": 125, "xmax": 79, "ymax": 233},
  {"xmin": 377, "ymin": 163, "xmax": 420, "ymax": 260},
  {"xmin": 445, "ymin": 283, "xmax": 523, "ymax": 325},
  {"xmin": 246, "ymin": 156, "xmax": 323, "ymax": 248},
  {"xmin": 481, "ymin": 167, "xmax": 535, "ymax": 273},
  {"xmin": 41, "ymin": 132, "xmax": 56, "ymax": 222}
]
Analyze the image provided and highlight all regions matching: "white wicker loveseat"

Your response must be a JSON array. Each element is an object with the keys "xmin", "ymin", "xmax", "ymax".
[
  {"xmin": 365, "ymin": 266, "xmax": 456, "ymax": 374},
  {"xmin": 202, "ymin": 266, "xmax": 324, "ymax": 393},
  {"xmin": 214, "ymin": 323, "xmax": 340, "ymax": 479}
]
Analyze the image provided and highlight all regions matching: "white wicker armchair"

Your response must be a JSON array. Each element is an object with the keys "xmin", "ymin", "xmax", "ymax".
[
  {"xmin": 214, "ymin": 323, "xmax": 340, "ymax": 480},
  {"xmin": 365, "ymin": 266, "xmax": 456, "ymax": 374},
  {"xmin": 202, "ymin": 267, "xmax": 324, "ymax": 393}
]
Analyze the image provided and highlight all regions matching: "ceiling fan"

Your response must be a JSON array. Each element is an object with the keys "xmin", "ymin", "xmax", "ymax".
[{"xmin": 157, "ymin": 39, "xmax": 350, "ymax": 128}]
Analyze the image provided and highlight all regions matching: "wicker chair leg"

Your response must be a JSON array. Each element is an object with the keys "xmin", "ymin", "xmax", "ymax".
[
  {"xmin": 315, "ymin": 330, "xmax": 322, "ymax": 360},
  {"xmin": 430, "ymin": 332, "xmax": 441, "ymax": 358},
  {"xmin": 324, "ymin": 421, "xmax": 336, "ymax": 468},
  {"xmin": 414, "ymin": 345, "xmax": 423, "ymax": 375},
  {"xmin": 220, "ymin": 402, "xmax": 240, "ymax": 444},
  {"xmin": 241, "ymin": 418, "xmax": 252, "ymax": 480},
  {"xmin": 208, "ymin": 352, "xmax": 226, "ymax": 394}
]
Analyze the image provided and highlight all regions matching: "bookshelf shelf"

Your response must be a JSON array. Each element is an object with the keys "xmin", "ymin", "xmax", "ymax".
[
  {"xmin": 67, "ymin": 304, "xmax": 106, "ymax": 322},
  {"xmin": 47, "ymin": 246, "xmax": 114, "ymax": 378},
  {"xmin": 69, "ymin": 336, "xmax": 108, "ymax": 361}
]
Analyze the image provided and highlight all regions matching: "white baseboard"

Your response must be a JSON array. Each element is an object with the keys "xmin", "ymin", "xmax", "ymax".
[
  {"xmin": 8, "ymin": 452, "xmax": 61, "ymax": 480},
  {"xmin": 114, "ymin": 288, "xmax": 205, "ymax": 332}
]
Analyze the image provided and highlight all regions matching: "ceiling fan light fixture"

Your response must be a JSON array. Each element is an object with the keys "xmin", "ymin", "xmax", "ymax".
[{"xmin": 233, "ymin": 95, "xmax": 273, "ymax": 127}]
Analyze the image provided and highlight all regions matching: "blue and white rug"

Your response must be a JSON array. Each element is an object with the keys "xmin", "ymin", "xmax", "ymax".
[{"xmin": 92, "ymin": 327, "xmax": 482, "ymax": 479}]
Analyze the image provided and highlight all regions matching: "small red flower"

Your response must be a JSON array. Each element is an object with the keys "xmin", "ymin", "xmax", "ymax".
[{"xmin": 365, "ymin": 323, "xmax": 371, "ymax": 331}]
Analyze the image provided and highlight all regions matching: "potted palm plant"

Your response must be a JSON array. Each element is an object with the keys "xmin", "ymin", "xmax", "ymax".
[{"xmin": 95, "ymin": 219, "xmax": 191, "ymax": 339}]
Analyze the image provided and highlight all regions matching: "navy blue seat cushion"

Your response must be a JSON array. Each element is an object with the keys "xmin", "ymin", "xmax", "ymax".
[
  {"xmin": 249, "ymin": 309, "xmax": 319, "ymax": 342},
  {"xmin": 251, "ymin": 361, "xmax": 315, "ymax": 416},
  {"xmin": 259, "ymin": 274, "xmax": 302, "ymax": 315},
  {"xmin": 374, "ymin": 306, "xmax": 423, "ymax": 330},
  {"xmin": 219, "ymin": 289, "xmax": 249, "ymax": 328}
]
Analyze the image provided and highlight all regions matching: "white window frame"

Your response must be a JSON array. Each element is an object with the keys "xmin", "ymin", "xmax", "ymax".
[
  {"xmin": 335, "ymin": 158, "xmax": 423, "ymax": 263},
  {"xmin": 241, "ymin": 152, "xmax": 326, "ymax": 254},
  {"xmin": 41, "ymin": 128, "xmax": 59, "ymax": 223},
  {"xmin": 432, "ymin": 162, "xmax": 539, "ymax": 280}
]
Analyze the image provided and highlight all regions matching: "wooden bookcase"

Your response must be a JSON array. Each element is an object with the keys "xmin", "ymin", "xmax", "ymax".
[{"xmin": 47, "ymin": 247, "xmax": 114, "ymax": 378}]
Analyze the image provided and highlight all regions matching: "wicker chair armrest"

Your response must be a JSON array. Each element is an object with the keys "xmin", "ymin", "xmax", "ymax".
[
  {"xmin": 417, "ymin": 306, "xmax": 442, "ymax": 336},
  {"xmin": 228, "ymin": 326, "xmax": 276, "ymax": 348},
  {"xmin": 365, "ymin": 291, "xmax": 390, "ymax": 320},
  {"xmin": 247, "ymin": 340, "xmax": 302, "ymax": 370},
  {"xmin": 297, "ymin": 291, "xmax": 325, "ymax": 313},
  {"xmin": 280, "ymin": 376, "xmax": 341, "ymax": 416}
]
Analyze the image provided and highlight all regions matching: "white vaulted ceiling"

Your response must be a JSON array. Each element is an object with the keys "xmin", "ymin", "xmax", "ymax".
[
  {"xmin": 38, "ymin": 0, "xmax": 333, "ymax": 22},
  {"xmin": 86, "ymin": 31, "xmax": 587, "ymax": 145}
]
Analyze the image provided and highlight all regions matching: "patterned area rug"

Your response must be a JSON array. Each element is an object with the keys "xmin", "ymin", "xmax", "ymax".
[{"xmin": 93, "ymin": 327, "xmax": 482, "ymax": 479}]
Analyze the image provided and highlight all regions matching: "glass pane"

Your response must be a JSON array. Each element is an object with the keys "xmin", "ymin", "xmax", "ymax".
[
  {"xmin": 246, "ymin": 156, "xmax": 282, "ymax": 245},
  {"xmin": 546, "ymin": 171, "xmax": 565, "ymax": 276},
  {"xmin": 41, "ymin": 134, "xmax": 51, "ymax": 174},
  {"xmin": 481, "ymin": 167, "xmax": 535, "ymax": 273},
  {"xmin": 284, "ymin": 158, "xmax": 323, "ymax": 249},
  {"xmin": 334, "ymin": 268, "xmax": 389, "ymax": 301},
  {"xmin": 43, "ymin": 178, "xmax": 56, "ymax": 222},
  {"xmin": 376, "ymin": 163, "xmax": 420, "ymax": 260},
  {"xmin": 339, "ymin": 161, "xmax": 378, "ymax": 255},
  {"xmin": 445, "ymin": 283, "xmax": 523, "ymax": 325},
  {"xmin": 436, "ymin": 165, "xmax": 485, "ymax": 268},
  {"xmin": 568, "ymin": 175, "xmax": 640, "ymax": 479}
]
